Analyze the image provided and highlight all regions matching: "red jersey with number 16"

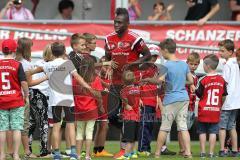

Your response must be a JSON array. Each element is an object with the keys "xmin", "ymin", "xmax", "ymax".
[
  {"xmin": 0, "ymin": 59, "xmax": 25, "ymax": 109},
  {"xmin": 196, "ymin": 74, "xmax": 227, "ymax": 123},
  {"xmin": 105, "ymin": 30, "xmax": 146, "ymax": 84}
]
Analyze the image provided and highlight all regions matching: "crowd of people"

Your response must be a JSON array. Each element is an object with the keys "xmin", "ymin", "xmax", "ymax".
[
  {"xmin": 0, "ymin": 0, "xmax": 239, "ymax": 23},
  {"xmin": 1, "ymin": 6, "xmax": 240, "ymax": 160}
]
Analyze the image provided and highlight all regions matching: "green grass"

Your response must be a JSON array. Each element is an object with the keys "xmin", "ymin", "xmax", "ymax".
[{"xmin": 17, "ymin": 141, "xmax": 235, "ymax": 159}]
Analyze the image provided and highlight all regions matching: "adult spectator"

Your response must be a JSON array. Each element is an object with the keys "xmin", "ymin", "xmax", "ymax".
[
  {"xmin": 185, "ymin": 0, "xmax": 220, "ymax": 25},
  {"xmin": 148, "ymin": 2, "xmax": 174, "ymax": 21},
  {"xmin": 0, "ymin": 0, "xmax": 34, "ymax": 20},
  {"xmin": 55, "ymin": 0, "xmax": 76, "ymax": 20},
  {"xmin": 229, "ymin": 0, "xmax": 240, "ymax": 21},
  {"xmin": 128, "ymin": 0, "xmax": 142, "ymax": 20}
]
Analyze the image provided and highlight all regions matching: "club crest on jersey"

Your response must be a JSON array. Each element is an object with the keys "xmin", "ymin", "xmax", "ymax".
[
  {"xmin": 118, "ymin": 41, "xmax": 131, "ymax": 50},
  {"xmin": 108, "ymin": 42, "xmax": 117, "ymax": 50}
]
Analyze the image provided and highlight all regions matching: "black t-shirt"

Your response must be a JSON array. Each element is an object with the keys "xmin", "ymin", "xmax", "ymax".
[{"xmin": 185, "ymin": 0, "xmax": 218, "ymax": 20}]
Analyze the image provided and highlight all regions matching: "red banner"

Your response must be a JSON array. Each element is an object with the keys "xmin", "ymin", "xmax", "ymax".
[{"xmin": 0, "ymin": 22, "xmax": 240, "ymax": 59}]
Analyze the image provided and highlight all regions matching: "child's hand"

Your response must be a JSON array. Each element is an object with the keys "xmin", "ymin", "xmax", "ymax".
[
  {"xmin": 90, "ymin": 89, "xmax": 101, "ymax": 99},
  {"xmin": 105, "ymin": 68, "xmax": 113, "ymax": 80},
  {"xmin": 125, "ymin": 104, "xmax": 133, "ymax": 111},
  {"xmin": 139, "ymin": 99, "xmax": 143, "ymax": 107},
  {"xmin": 100, "ymin": 106, "xmax": 105, "ymax": 113},
  {"xmin": 190, "ymin": 84, "xmax": 195, "ymax": 93}
]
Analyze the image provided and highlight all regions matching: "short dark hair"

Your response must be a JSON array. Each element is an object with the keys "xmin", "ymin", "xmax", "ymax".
[
  {"xmin": 153, "ymin": 2, "xmax": 165, "ymax": 10},
  {"xmin": 58, "ymin": 0, "xmax": 74, "ymax": 13},
  {"xmin": 51, "ymin": 42, "xmax": 65, "ymax": 57},
  {"xmin": 115, "ymin": 8, "xmax": 129, "ymax": 22},
  {"xmin": 218, "ymin": 39, "xmax": 235, "ymax": 52},
  {"xmin": 203, "ymin": 54, "xmax": 219, "ymax": 70},
  {"xmin": 159, "ymin": 38, "xmax": 176, "ymax": 54}
]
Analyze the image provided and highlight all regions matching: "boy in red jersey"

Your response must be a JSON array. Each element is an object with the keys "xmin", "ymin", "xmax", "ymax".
[
  {"xmin": 138, "ymin": 44, "xmax": 176, "ymax": 157},
  {"xmin": 196, "ymin": 54, "xmax": 227, "ymax": 158},
  {"xmin": 118, "ymin": 70, "xmax": 140, "ymax": 160},
  {"xmin": 0, "ymin": 39, "xmax": 29, "ymax": 160},
  {"xmin": 93, "ymin": 56, "xmax": 113, "ymax": 157},
  {"xmin": 179, "ymin": 52, "xmax": 200, "ymax": 154}
]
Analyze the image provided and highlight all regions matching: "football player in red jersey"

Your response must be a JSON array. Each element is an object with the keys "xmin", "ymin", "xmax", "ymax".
[
  {"xmin": 0, "ymin": 39, "xmax": 29, "ymax": 160},
  {"xmin": 105, "ymin": 7, "xmax": 151, "ymax": 158},
  {"xmin": 178, "ymin": 52, "xmax": 200, "ymax": 155},
  {"xmin": 196, "ymin": 54, "xmax": 227, "ymax": 158}
]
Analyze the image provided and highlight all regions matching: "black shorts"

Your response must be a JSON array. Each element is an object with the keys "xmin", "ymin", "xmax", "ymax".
[
  {"xmin": 52, "ymin": 106, "xmax": 75, "ymax": 123},
  {"xmin": 107, "ymin": 84, "xmax": 123, "ymax": 128},
  {"xmin": 122, "ymin": 120, "xmax": 139, "ymax": 143}
]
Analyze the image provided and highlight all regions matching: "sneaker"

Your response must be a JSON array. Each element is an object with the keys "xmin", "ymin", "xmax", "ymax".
[
  {"xmin": 22, "ymin": 152, "xmax": 37, "ymax": 160},
  {"xmin": 81, "ymin": 151, "xmax": 86, "ymax": 158},
  {"xmin": 219, "ymin": 150, "xmax": 227, "ymax": 157},
  {"xmin": 138, "ymin": 151, "xmax": 151, "ymax": 157},
  {"xmin": 85, "ymin": 156, "xmax": 92, "ymax": 160},
  {"xmin": 95, "ymin": 150, "xmax": 113, "ymax": 157},
  {"xmin": 38, "ymin": 153, "xmax": 52, "ymax": 158},
  {"xmin": 53, "ymin": 154, "xmax": 62, "ymax": 160},
  {"xmin": 115, "ymin": 155, "xmax": 130, "ymax": 160},
  {"xmin": 200, "ymin": 153, "xmax": 206, "ymax": 158},
  {"xmin": 183, "ymin": 154, "xmax": 192, "ymax": 159},
  {"xmin": 229, "ymin": 151, "xmax": 240, "ymax": 157},
  {"xmin": 161, "ymin": 148, "xmax": 176, "ymax": 155},
  {"xmin": 69, "ymin": 153, "xmax": 78, "ymax": 160},
  {"xmin": 130, "ymin": 151, "xmax": 138, "ymax": 159},
  {"xmin": 61, "ymin": 151, "xmax": 70, "ymax": 158},
  {"xmin": 114, "ymin": 149, "xmax": 125, "ymax": 159},
  {"xmin": 208, "ymin": 153, "xmax": 216, "ymax": 158}
]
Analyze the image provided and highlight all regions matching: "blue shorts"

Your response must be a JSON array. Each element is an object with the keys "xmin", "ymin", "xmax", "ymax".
[
  {"xmin": 219, "ymin": 110, "xmax": 237, "ymax": 130},
  {"xmin": 197, "ymin": 122, "xmax": 219, "ymax": 134}
]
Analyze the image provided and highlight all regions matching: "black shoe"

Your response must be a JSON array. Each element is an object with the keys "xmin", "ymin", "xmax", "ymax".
[
  {"xmin": 229, "ymin": 151, "xmax": 240, "ymax": 157},
  {"xmin": 200, "ymin": 152, "xmax": 206, "ymax": 158},
  {"xmin": 161, "ymin": 148, "xmax": 176, "ymax": 155},
  {"xmin": 218, "ymin": 150, "xmax": 227, "ymax": 157},
  {"xmin": 208, "ymin": 153, "xmax": 216, "ymax": 158}
]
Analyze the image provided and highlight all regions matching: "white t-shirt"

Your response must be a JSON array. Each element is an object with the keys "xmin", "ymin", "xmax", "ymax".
[
  {"xmin": 222, "ymin": 57, "xmax": 240, "ymax": 110},
  {"xmin": 31, "ymin": 60, "xmax": 49, "ymax": 97},
  {"xmin": 20, "ymin": 58, "xmax": 33, "ymax": 72},
  {"xmin": 43, "ymin": 58, "xmax": 76, "ymax": 107}
]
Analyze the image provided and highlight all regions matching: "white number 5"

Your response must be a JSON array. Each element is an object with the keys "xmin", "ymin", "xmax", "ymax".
[{"xmin": 1, "ymin": 72, "xmax": 10, "ymax": 90}]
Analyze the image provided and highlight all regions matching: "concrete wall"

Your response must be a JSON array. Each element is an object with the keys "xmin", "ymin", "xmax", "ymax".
[{"xmin": 0, "ymin": 0, "xmax": 232, "ymax": 20}]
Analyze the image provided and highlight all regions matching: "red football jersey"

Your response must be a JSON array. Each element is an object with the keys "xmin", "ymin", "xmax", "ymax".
[
  {"xmin": 0, "ymin": 59, "xmax": 25, "ymax": 109},
  {"xmin": 196, "ymin": 74, "xmax": 228, "ymax": 123},
  {"xmin": 105, "ymin": 30, "xmax": 146, "ymax": 84},
  {"xmin": 73, "ymin": 76, "xmax": 103, "ymax": 121},
  {"xmin": 120, "ymin": 84, "xmax": 140, "ymax": 121},
  {"xmin": 140, "ymin": 64, "xmax": 158, "ymax": 107},
  {"xmin": 186, "ymin": 73, "xmax": 198, "ymax": 111}
]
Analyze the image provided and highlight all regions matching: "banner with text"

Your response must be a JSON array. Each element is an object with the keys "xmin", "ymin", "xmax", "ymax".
[{"xmin": 0, "ymin": 22, "xmax": 239, "ymax": 59}]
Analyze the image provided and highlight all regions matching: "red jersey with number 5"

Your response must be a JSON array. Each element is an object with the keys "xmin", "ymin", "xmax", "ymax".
[
  {"xmin": 0, "ymin": 59, "xmax": 25, "ymax": 109},
  {"xmin": 105, "ymin": 30, "xmax": 146, "ymax": 84},
  {"xmin": 196, "ymin": 74, "xmax": 228, "ymax": 123}
]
